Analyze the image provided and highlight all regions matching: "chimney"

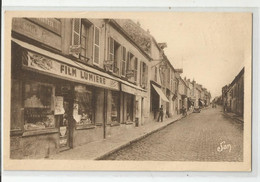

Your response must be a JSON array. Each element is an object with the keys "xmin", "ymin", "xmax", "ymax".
[
  {"xmin": 147, "ymin": 29, "xmax": 150, "ymax": 34},
  {"xmin": 137, "ymin": 21, "xmax": 141, "ymax": 27}
]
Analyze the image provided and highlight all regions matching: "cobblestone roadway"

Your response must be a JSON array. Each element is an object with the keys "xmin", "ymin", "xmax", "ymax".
[{"xmin": 103, "ymin": 107, "xmax": 243, "ymax": 161}]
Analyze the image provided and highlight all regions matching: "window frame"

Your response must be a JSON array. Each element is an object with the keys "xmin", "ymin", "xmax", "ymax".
[
  {"xmin": 93, "ymin": 26, "xmax": 100, "ymax": 66},
  {"xmin": 121, "ymin": 46, "xmax": 127, "ymax": 77},
  {"xmin": 134, "ymin": 57, "xmax": 138, "ymax": 84},
  {"xmin": 22, "ymin": 80, "xmax": 56, "ymax": 131},
  {"xmin": 108, "ymin": 37, "xmax": 114, "ymax": 72}
]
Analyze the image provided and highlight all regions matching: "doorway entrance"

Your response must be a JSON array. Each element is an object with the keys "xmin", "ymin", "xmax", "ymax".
[{"xmin": 55, "ymin": 84, "xmax": 74, "ymax": 151}]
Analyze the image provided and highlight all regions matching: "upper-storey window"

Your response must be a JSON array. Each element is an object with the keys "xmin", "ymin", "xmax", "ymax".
[
  {"xmin": 121, "ymin": 46, "xmax": 126, "ymax": 77},
  {"xmin": 140, "ymin": 61, "xmax": 148, "ymax": 89},
  {"xmin": 107, "ymin": 37, "xmax": 124, "ymax": 75},
  {"xmin": 127, "ymin": 52, "xmax": 135, "ymax": 83},
  {"xmin": 93, "ymin": 26, "xmax": 100, "ymax": 65},
  {"xmin": 155, "ymin": 66, "xmax": 158, "ymax": 82},
  {"xmin": 134, "ymin": 58, "xmax": 138, "ymax": 83},
  {"xmin": 71, "ymin": 19, "xmax": 100, "ymax": 65}
]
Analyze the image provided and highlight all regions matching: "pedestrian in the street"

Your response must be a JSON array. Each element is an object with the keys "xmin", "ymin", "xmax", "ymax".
[{"xmin": 158, "ymin": 105, "xmax": 164, "ymax": 122}]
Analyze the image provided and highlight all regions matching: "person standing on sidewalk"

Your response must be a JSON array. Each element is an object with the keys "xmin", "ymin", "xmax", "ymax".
[{"xmin": 158, "ymin": 105, "xmax": 164, "ymax": 122}]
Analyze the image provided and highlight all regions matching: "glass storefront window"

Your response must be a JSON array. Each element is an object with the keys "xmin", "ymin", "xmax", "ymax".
[
  {"xmin": 11, "ymin": 79, "xmax": 21, "ymax": 131},
  {"xmin": 23, "ymin": 81, "xmax": 55, "ymax": 130},
  {"xmin": 74, "ymin": 85, "xmax": 94, "ymax": 126},
  {"xmin": 111, "ymin": 91, "xmax": 119, "ymax": 123}
]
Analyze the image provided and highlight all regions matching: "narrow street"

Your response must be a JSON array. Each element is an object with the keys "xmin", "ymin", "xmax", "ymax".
[{"xmin": 103, "ymin": 107, "xmax": 243, "ymax": 161}]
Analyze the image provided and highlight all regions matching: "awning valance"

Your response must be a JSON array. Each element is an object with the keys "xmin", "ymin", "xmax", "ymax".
[{"xmin": 152, "ymin": 84, "xmax": 169, "ymax": 102}]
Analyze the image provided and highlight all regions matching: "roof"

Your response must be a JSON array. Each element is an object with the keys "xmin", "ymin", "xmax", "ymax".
[
  {"xmin": 113, "ymin": 19, "xmax": 152, "ymax": 55},
  {"xmin": 108, "ymin": 19, "xmax": 152, "ymax": 61},
  {"xmin": 230, "ymin": 67, "xmax": 245, "ymax": 87}
]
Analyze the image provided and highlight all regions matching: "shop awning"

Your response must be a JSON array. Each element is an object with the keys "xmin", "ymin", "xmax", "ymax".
[
  {"xmin": 152, "ymin": 84, "xmax": 169, "ymax": 102},
  {"xmin": 12, "ymin": 38, "xmax": 148, "ymax": 94}
]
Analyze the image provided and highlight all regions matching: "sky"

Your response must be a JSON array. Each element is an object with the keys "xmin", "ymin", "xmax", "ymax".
[{"xmin": 136, "ymin": 12, "xmax": 252, "ymax": 99}]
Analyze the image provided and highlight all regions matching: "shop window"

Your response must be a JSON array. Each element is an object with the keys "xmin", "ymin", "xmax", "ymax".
[
  {"xmin": 111, "ymin": 91, "xmax": 119, "ymax": 123},
  {"xmin": 74, "ymin": 85, "xmax": 94, "ymax": 126},
  {"xmin": 23, "ymin": 81, "xmax": 55, "ymax": 130},
  {"xmin": 11, "ymin": 79, "xmax": 22, "ymax": 131},
  {"xmin": 126, "ymin": 94, "xmax": 134, "ymax": 122}
]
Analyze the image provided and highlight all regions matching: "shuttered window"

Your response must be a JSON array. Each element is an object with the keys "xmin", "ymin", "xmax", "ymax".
[
  {"xmin": 121, "ymin": 46, "xmax": 126, "ymax": 76},
  {"xmin": 93, "ymin": 26, "xmax": 100, "ymax": 65},
  {"xmin": 140, "ymin": 61, "xmax": 143, "ymax": 86},
  {"xmin": 72, "ymin": 19, "xmax": 81, "ymax": 46},
  {"xmin": 134, "ymin": 58, "xmax": 138, "ymax": 83}
]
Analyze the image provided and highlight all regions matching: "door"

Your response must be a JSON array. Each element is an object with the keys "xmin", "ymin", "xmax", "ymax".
[{"xmin": 56, "ymin": 85, "xmax": 73, "ymax": 151}]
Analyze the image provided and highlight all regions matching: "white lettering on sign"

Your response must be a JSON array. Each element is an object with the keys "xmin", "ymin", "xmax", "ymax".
[{"xmin": 23, "ymin": 51, "xmax": 120, "ymax": 90}]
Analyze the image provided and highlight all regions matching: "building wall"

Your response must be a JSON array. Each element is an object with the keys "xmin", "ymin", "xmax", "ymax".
[{"xmin": 106, "ymin": 23, "xmax": 151, "ymax": 124}]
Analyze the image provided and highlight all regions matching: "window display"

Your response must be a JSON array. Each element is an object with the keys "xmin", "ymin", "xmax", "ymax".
[
  {"xmin": 11, "ymin": 79, "xmax": 21, "ymax": 131},
  {"xmin": 74, "ymin": 85, "xmax": 94, "ymax": 126},
  {"xmin": 111, "ymin": 91, "xmax": 119, "ymax": 123},
  {"xmin": 23, "ymin": 81, "xmax": 55, "ymax": 130}
]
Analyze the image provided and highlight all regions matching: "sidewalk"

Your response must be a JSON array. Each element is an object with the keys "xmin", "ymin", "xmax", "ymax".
[
  {"xmin": 49, "ymin": 113, "xmax": 190, "ymax": 160},
  {"xmin": 223, "ymin": 111, "xmax": 244, "ymax": 123}
]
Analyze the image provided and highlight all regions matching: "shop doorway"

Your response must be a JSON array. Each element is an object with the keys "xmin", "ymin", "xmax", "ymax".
[
  {"xmin": 151, "ymin": 86, "xmax": 159, "ymax": 119},
  {"xmin": 126, "ymin": 94, "xmax": 134, "ymax": 122},
  {"xmin": 55, "ymin": 85, "xmax": 73, "ymax": 151}
]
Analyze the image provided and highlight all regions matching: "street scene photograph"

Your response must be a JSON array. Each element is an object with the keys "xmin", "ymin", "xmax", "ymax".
[{"xmin": 5, "ymin": 11, "xmax": 252, "ymax": 170}]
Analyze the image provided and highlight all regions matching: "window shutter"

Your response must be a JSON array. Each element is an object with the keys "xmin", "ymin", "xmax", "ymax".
[
  {"xmin": 72, "ymin": 19, "xmax": 81, "ymax": 46},
  {"xmin": 121, "ymin": 46, "xmax": 126, "ymax": 76},
  {"xmin": 144, "ymin": 63, "xmax": 148, "ymax": 88},
  {"xmin": 134, "ymin": 58, "xmax": 138, "ymax": 82},
  {"xmin": 127, "ymin": 52, "xmax": 130, "ymax": 70},
  {"xmin": 140, "ymin": 61, "xmax": 143, "ymax": 87},
  {"xmin": 93, "ymin": 26, "xmax": 100, "ymax": 65}
]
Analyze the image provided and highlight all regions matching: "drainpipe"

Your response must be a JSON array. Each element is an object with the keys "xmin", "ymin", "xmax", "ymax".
[{"xmin": 103, "ymin": 20, "xmax": 108, "ymax": 139}]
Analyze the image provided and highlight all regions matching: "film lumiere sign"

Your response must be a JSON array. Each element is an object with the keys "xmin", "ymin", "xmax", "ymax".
[{"xmin": 22, "ymin": 51, "xmax": 120, "ymax": 90}]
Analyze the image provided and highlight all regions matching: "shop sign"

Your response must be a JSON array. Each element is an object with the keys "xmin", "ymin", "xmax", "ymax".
[
  {"xmin": 60, "ymin": 138, "xmax": 68, "ymax": 145},
  {"xmin": 12, "ymin": 18, "xmax": 62, "ymax": 50},
  {"xmin": 60, "ymin": 126, "xmax": 67, "ymax": 137},
  {"xmin": 27, "ymin": 18, "xmax": 62, "ymax": 35},
  {"xmin": 22, "ymin": 51, "xmax": 120, "ymax": 90},
  {"xmin": 54, "ymin": 96, "xmax": 65, "ymax": 115},
  {"xmin": 121, "ymin": 84, "xmax": 137, "ymax": 95}
]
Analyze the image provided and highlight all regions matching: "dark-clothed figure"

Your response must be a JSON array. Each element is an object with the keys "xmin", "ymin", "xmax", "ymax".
[{"xmin": 158, "ymin": 105, "xmax": 164, "ymax": 122}]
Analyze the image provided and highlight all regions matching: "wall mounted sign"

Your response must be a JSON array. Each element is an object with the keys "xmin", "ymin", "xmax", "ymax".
[
  {"xmin": 12, "ymin": 18, "xmax": 62, "ymax": 50},
  {"xmin": 27, "ymin": 18, "xmax": 62, "ymax": 35},
  {"xmin": 54, "ymin": 96, "xmax": 65, "ymax": 115},
  {"xmin": 22, "ymin": 50, "xmax": 120, "ymax": 91}
]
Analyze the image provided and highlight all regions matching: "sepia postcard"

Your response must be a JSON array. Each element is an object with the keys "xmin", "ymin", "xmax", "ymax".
[{"xmin": 3, "ymin": 11, "xmax": 252, "ymax": 171}]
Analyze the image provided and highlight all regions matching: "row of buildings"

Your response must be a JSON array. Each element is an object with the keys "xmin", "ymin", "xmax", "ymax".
[
  {"xmin": 10, "ymin": 18, "xmax": 211, "ymax": 158},
  {"xmin": 222, "ymin": 67, "xmax": 244, "ymax": 117}
]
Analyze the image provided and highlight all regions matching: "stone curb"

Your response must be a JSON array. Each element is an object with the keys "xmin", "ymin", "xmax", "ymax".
[{"xmin": 95, "ymin": 114, "xmax": 190, "ymax": 160}]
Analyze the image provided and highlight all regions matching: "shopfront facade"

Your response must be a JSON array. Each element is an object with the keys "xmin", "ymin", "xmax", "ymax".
[
  {"xmin": 10, "ymin": 40, "xmax": 122, "ymax": 158},
  {"xmin": 10, "ymin": 18, "xmax": 150, "ymax": 159}
]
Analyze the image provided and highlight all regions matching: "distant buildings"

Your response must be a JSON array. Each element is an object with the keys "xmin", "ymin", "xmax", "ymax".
[{"xmin": 222, "ymin": 67, "xmax": 244, "ymax": 117}]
